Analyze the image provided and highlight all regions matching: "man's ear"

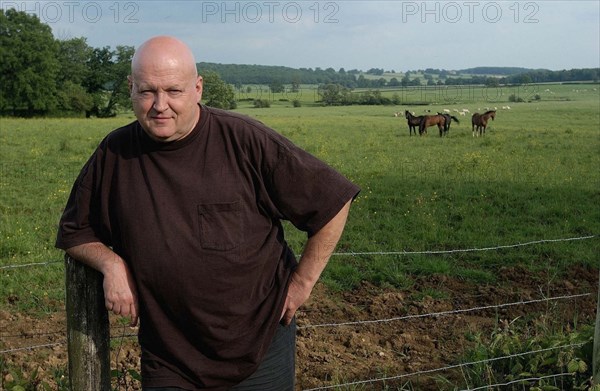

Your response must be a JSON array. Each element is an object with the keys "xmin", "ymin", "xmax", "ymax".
[
  {"xmin": 196, "ymin": 76, "xmax": 203, "ymax": 102},
  {"xmin": 127, "ymin": 75, "xmax": 133, "ymax": 94}
]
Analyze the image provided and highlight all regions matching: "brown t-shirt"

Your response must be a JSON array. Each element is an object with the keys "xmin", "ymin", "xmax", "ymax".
[{"xmin": 56, "ymin": 105, "xmax": 360, "ymax": 390}]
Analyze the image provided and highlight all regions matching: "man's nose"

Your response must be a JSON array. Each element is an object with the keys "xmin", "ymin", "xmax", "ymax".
[{"xmin": 153, "ymin": 92, "xmax": 168, "ymax": 112}]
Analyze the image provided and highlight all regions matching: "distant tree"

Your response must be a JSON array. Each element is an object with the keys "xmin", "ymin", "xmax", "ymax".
[
  {"xmin": 105, "ymin": 45, "xmax": 135, "ymax": 116},
  {"xmin": 0, "ymin": 9, "xmax": 59, "ymax": 115},
  {"xmin": 83, "ymin": 46, "xmax": 115, "ymax": 117},
  {"xmin": 56, "ymin": 81, "xmax": 93, "ymax": 115},
  {"xmin": 366, "ymin": 68, "xmax": 384, "ymax": 76},
  {"xmin": 83, "ymin": 45, "xmax": 134, "ymax": 117},
  {"xmin": 269, "ymin": 79, "xmax": 285, "ymax": 93},
  {"xmin": 290, "ymin": 81, "xmax": 300, "ymax": 93},
  {"xmin": 485, "ymin": 77, "xmax": 500, "ymax": 87},
  {"xmin": 508, "ymin": 93, "xmax": 525, "ymax": 103},
  {"xmin": 55, "ymin": 37, "xmax": 94, "ymax": 114},
  {"xmin": 318, "ymin": 83, "xmax": 348, "ymax": 105},
  {"xmin": 388, "ymin": 78, "xmax": 401, "ymax": 87},
  {"xmin": 202, "ymin": 71, "xmax": 236, "ymax": 109},
  {"xmin": 253, "ymin": 99, "xmax": 270, "ymax": 108},
  {"xmin": 516, "ymin": 74, "xmax": 532, "ymax": 84},
  {"xmin": 359, "ymin": 90, "xmax": 387, "ymax": 105},
  {"xmin": 57, "ymin": 37, "xmax": 92, "ymax": 86},
  {"xmin": 356, "ymin": 75, "xmax": 369, "ymax": 88}
]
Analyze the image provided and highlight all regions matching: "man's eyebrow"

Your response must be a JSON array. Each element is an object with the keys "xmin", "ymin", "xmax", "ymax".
[
  {"xmin": 134, "ymin": 83, "xmax": 154, "ymax": 90},
  {"xmin": 135, "ymin": 83, "xmax": 185, "ymax": 90}
]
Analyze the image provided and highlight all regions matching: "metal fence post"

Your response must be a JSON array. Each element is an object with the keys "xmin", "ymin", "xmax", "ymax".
[{"xmin": 65, "ymin": 254, "xmax": 111, "ymax": 391}]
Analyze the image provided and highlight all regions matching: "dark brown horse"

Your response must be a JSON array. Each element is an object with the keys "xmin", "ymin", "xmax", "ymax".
[
  {"xmin": 471, "ymin": 110, "xmax": 496, "ymax": 137},
  {"xmin": 419, "ymin": 114, "xmax": 448, "ymax": 137},
  {"xmin": 437, "ymin": 112, "xmax": 460, "ymax": 136},
  {"xmin": 405, "ymin": 110, "xmax": 424, "ymax": 136}
]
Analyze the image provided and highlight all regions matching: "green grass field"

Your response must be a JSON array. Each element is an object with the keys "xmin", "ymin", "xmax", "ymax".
[{"xmin": 0, "ymin": 83, "xmax": 599, "ymax": 313}]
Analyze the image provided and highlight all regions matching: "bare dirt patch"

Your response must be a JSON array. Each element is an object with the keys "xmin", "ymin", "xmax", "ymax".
[{"xmin": 1, "ymin": 265, "xmax": 597, "ymax": 390}]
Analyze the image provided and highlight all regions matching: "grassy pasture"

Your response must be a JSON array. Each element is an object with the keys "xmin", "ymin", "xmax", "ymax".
[
  {"xmin": 0, "ymin": 84, "xmax": 599, "ymax": 314},
  {"xmin": 236, "ymin": 81, "xmax": 600, "ymax": 108}
]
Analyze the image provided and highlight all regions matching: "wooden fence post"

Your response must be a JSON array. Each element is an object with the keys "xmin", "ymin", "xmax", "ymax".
[
  {"xmin": 594, "ymin": 268, "xmax": 600, "ymax": 386},
  {"xmin": 65, "ymin": 254, "xmax": 111, "ymax": 391}
]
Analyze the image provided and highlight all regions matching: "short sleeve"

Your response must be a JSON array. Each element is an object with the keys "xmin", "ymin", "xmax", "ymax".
[
  {"xmin": 266, "ymin": 141, "xmax": 360, "ymax": 236},
  {"xmin": 55, "ymin": 150, "xmax": 110, "ymax": 250}
]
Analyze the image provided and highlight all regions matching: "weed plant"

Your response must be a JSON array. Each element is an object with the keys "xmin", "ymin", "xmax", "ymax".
[{"xmin": 458, "ymin": 320, "xmax": 595, "ymax": 390}]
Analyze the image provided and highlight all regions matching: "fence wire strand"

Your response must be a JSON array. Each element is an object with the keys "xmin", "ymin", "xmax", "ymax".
[
  {"xmin": 1, "ymin": 235, "xmax": 596, "ymax": 271},
  {"xmin": 301, "ymin": 343, "xmax": 586, "ymax": 391},
  {"xmin": 460, "ymin": 372, "xmax": 576, "ymax": 391},
  {"xmin": 298, "ymin": 292, "xmax": 590, "ymax": 329},
  {"xmin": 331, "ymin": 234, "xmax": 597, "ymax": 257}
]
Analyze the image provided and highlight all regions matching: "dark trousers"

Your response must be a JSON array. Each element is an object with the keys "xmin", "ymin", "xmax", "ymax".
[{"xmin": 144, "ymin": 319, "xmax": 296, "ymax": 391}]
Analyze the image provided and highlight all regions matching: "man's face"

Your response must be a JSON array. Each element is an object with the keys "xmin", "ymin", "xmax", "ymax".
[{"xmin": 129, "ymin": 66, "xmax": 203, "ymax": 143}]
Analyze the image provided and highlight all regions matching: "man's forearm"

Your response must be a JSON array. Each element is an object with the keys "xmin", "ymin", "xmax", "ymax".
[
  {"xmin": 280, "ymin": 198, "xmax": 353, "ymax": 325},
  {"xmin": 66, "ymin": 242, "xmax": 124, "ymax": 275},
  {"xmin": 66, "ymin": 242, "xmax": 139, "ymax": 325},
  {"xmin": 295, "ymin": 198, "xmax": 353, "ymax": 290}
]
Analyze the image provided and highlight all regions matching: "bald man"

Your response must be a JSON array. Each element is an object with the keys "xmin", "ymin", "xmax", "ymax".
[{"xmin": 57, "ymin": 36, "xmax": 359, "ymax": 391}]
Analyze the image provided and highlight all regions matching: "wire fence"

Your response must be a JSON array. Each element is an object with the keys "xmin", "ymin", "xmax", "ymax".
[
  {"xmin": 1, "ymin": 235, "xmax": 596, "ymax": 271},
  {"xmin": 301, "ymin": 344, "xmax": 587, "ymax": 391},
  {"xmin": 0, "ymin": 234, "xmax": 597, "ymax": 390}
]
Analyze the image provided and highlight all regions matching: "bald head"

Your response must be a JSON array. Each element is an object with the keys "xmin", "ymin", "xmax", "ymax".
[
  {"xmin": 131, "ymin": 36, "xmax": 198, "ymax": 80},
  {"xmin": 128, "ymin": 36, "xmax": 203, "ymax": 143}
]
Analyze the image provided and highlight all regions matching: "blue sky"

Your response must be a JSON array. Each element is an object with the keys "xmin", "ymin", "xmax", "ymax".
[{"xmin": 3, "ymin": 0, "xmax": 599, "ymax": 71}]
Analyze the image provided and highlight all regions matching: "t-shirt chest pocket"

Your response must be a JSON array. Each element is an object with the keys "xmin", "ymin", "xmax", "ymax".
[{"xmin": 197, "ymin": 201, "xmax": 243, "ymax": 251}]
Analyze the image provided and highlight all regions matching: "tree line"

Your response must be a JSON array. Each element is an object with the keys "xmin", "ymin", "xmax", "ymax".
[
  {"xmin": 1, "ymin": 8, "xmax": 598, "ymax": 116},
  {"xmin": 203, "ymin": 62, "xmax": 599, "ymax": 90},
  {"xmin": 0, "ymin": 9, "xmax": 234, "ymax": 117},
  {"xmin": 1, "ymin": 9, "xmax": 131, "ymax": 117}
]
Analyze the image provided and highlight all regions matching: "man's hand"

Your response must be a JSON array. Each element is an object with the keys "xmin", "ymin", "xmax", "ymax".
[
  {"xmin": 66, "ymin": 242, "xmax": 139, "ymax": 327},
  {"xmin": 279, "ymin": 199, "xmax": 353, "ymax": 326},
  {"xmin": 280, "ymin": 272, "xmax": 312, "ymax": 326},
  {"xmin": 102, "ymin": 257, "xmax": 139, "ymax": 326}
]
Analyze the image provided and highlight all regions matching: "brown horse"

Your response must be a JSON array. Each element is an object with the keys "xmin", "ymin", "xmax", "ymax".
[
  {"xmin": 405, "ymin": 110, "xmax": 424, "ymax": 136},
  {"xmin": 471, "ymin": 110, "xmax": 496, "ymax": 137},
  {"xmin": 419, "ymin": 114, "xmax": 448, "ymax": 137},
  {"xmin": 437, "ymin": 112, "xmax": 460, "ymax": 136}
]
